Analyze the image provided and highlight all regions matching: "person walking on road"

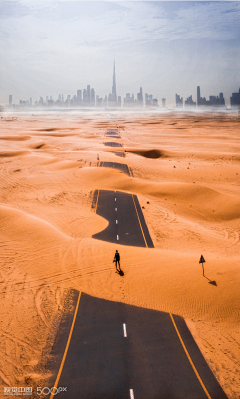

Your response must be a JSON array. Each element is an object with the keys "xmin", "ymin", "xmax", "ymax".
[{"xmin": 113, "ymin": 250, "xmax": 120, "ymax": 272}]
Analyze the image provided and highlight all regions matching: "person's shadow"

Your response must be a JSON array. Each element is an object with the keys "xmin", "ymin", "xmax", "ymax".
[{"xmin": 117, "ymin": 267, "xmax": 124, "ymax": 277}]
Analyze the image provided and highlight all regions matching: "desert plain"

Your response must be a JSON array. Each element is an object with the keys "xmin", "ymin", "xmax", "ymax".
[{"xmin": 0, "ymin": 110, "xmax": 240, "ymax": 398}]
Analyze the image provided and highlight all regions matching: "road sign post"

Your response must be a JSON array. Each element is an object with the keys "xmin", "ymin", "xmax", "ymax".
[{"xmin": 199, "ymin": 255, "xmax": 206, "ymax": 276}]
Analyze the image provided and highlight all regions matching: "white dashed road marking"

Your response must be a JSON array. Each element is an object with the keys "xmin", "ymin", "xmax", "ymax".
[
  {"xmin": 130, "ymin": 389, "xmax": 134, "ymax": 399},
  {"xmin": 117, "ymin": 235, "xmax": 119, "ymax": 240},
  {"xmin": 123, "ymin": 323, "xmax": 127, "ymax": 337},
  {"xmin": 115, "ymin": 208, "xmax": 117, "ymax": 211},
  {"xmin": 115, "ymin": 198, "xmax": 116, "ymax": 201},
  {"xmin": 116, "ymin": 220, "xmax": 118, "ymax": 224}
]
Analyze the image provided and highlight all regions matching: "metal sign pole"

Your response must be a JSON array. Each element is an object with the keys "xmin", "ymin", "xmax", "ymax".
[{"xmin": 199, "ymin": 255, "xmax": 205, "ymax": 276}]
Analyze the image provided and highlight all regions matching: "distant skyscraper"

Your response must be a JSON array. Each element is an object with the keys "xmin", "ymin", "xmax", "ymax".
[
  {"xmin": 108, "ymin": 60, "xmax": 118, "ymax": 107},
  {"xmin": 197, "ymin": 86, "xmax": 225, "ymax": 106},
  {"xmin": 137, "ymin": 87, "xmax": 143, "ymax": 106},
  {"xmin": 30, "ymin": 97, "xmax": 32, "ymax": 105},
  {"xmin": 77, "ymin": 90, "xmax": 82, "ymax": 101},
  {"xmin": 144, "ymin": 93, "xmax": 158, "ymax": 107},
  {"xmin": 9, "ymin": 95, "xmax": 12, "ymax": 105},
  {"xmin": 185, "ymin": 95, "xmax": 196, "ymax": 107},
  {"xmin": 103, "ymin": 95, "xmax": 108, "ymax": 107},
  {"xmin": 96, "ymin": 95, "xmax": 103, "ymax": 107},
  {"xmin": 162, "ymin": 98, "xmax": 166, "ymax": 108},
  {"xmin": 124, "ymin": 93, "xmax": 134, "ymax": 107},
  {"xmin": 175, "ymin": 94, "xmax": 183, "ymax": 108},
  {"xmin": 197, "ymin": 86, "xmax": 201, "ymax": 106},
  {"xmin": 90, "ymin": 88, "xmax": 95, "ymax": 106},
  {"xmin": 230, "ymin": 89, "xmax": 240, "ymax": 107},
  {"xmin": 87, "ymin": 85, "xmax": 91, "ymax": 103}
]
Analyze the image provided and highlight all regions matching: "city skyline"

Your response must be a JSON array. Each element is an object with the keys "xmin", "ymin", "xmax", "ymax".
[
  {"xmin": 8, "ymin": 84, "xmax": 240, "ymax": 110},
  {"xmin": 7, "ymin": 60, "xmax": 239, "ymax": 109},
  {"xmin": 4, "ymin": 61, "xmax": 240, "ymax": 108},
  {"xmin": 0, "ymin": 1, "xmax": 239, "ymax": 106}
]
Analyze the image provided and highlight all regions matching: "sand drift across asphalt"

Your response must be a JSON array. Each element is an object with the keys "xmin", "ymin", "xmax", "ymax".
[
  {"xmin": 46, "ymin": 130, "xmax": 228, "ymax": 399},
  {"xmin": 92, "ymin": 161, "xmax": 154, "ymax": 247},
  {"xmin": 92, "ymin": 189, "xmax": 154, "ymax": 248}
]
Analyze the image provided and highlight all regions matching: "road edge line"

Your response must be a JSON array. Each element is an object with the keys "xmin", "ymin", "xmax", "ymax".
[
  {"xmin": 132, "ymin": 194, "xmax": 148, "ymax": 248},
  {"xmin": 95, "ymin": 190, "xmax": 100, "ymax": 212},
  {"xmin": 50, "ymin": 291, "xmax": 82, "ymax": 398},
  {"xmin": 169, "ymin": 313, "xmax": 212, "ymax": 399}
]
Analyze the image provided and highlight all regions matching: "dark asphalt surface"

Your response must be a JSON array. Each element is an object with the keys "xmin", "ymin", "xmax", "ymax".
[
  {"xmin": 104, "ymin": 141, "xmax": 123, "ymax": 147},
  {"xmin": 114, "ymin": 151, "xmax": 126, "ymax": 157},
  {"xmin": 46, "ymin": 158, "xmax": 227, "ymax": 399},
  {"xmin": 106, "ymin": 129, "xmax": 118, "ymax": 135},
  {"xmin": 47, "ymin": 292, "xmax": 228, "ymax": 399},
  {"xmin": 106, "ymin": 134, "xmax": 121, "ymax": 138},
  {"xmin": 105, "ymin": 129, "xmax": 121, "ymax": 139},
  {"xmin": 92, "ymin": 190, "xmax": 154, "ymax": 248},
  {"xmin": 99, "ymin": 161, "xmax": 131, "ymax": 176}
]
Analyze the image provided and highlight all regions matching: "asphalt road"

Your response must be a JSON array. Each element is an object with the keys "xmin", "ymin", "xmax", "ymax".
[
  {"xmin": 106, "ymin": 128, "xmax": 118, "ymax": 135},
  {"xmin": 106, "ymin": 134, "xmax": 121, "ymax": 138},
  {"xmin": 105, "ymin": 130, "xmax": 121, "ymax": 139},
  {"xmin": 104, "ymin": 141, "xmax": 123, "ymax": 147},
  {"xmin": 45, "ymin": 159, "xmax": 227, "ymax": 399},
  {"xmin": 113, "ymin": 151, "xmax": 126, "ymax": 158},
  {"xmin": 99, "ymin": 161, "xmax": 131, "ymax": 176},
  {"xmin": 92, "ymin": 190, "xmax": 154, "ymax": 248},
  {"xmin": 47, "ymin": 291, "xmax": 228, "ymax": 399}
]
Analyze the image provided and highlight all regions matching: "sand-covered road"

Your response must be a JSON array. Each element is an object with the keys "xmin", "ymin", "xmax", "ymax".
[{"xmin": 0, "ymin": 111, "xmax": 240, "ymax": 398}]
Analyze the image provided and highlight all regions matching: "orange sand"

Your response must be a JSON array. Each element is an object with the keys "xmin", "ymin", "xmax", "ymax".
[{"xmin": 0, "ymin": 111, "xmax": 240, "ymax": 398}]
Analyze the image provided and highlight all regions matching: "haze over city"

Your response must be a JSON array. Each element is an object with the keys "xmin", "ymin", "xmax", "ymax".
[{"xmin": 1, "ymin": 0, "xmax": 240, "ymax": 106}]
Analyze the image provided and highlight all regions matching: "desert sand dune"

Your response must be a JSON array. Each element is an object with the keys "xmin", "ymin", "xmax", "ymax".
[
  {"xmin": 0, "ymin": 151, "xmax": 30, "ymax": 157},
  {"xmin": 36, "ymin": 128, "xmax": 78, "ymax": 132},
  {"xmin": 32, "ymin": 132, "xmax": 78, "ymax": 137},
  {"xmin": 71, "ymin": 166, "xmax": 240, "ymax": 221},
  {"xmin": 29, "ymin": 141, "xmax": 50, "ymax": 150},
  {"xmin": 49, "ymin": 159, "xmax": 84, "ymax": 170},
  {"xmin": 0, "ymin": 111, "xmax": 240, "ymax": 398},
  {"xmin": 129, "ymin": 149, "xmax": 169, "ymax": 158},
  {"xmin": 129, "ymin": 148, "xmax": 240, "ymax": 162},
  {"xmin": 0, "ymin": 136, "xmax": 31, "ymax": 141}
]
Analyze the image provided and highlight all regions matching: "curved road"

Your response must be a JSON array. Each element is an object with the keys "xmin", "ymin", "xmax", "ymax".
[{"xmin": 45, "ymin": 159, "xmax": 227, "ymax": 399}]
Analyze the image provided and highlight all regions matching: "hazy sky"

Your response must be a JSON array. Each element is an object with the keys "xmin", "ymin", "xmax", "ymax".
[{"xmin": 1, "ymin": 0, "xmax": 240, "ymax": 106}]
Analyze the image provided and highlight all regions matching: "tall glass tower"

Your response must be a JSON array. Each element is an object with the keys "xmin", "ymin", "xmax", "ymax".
[{"xmin": 108, "ymin": 60, "xmax": 118, "ymax": 106}]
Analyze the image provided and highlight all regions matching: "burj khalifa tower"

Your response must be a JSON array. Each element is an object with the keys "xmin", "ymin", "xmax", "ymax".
[{"xmin": 108, "ymin": 61, "xmax": 120, "ymax": 107}]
